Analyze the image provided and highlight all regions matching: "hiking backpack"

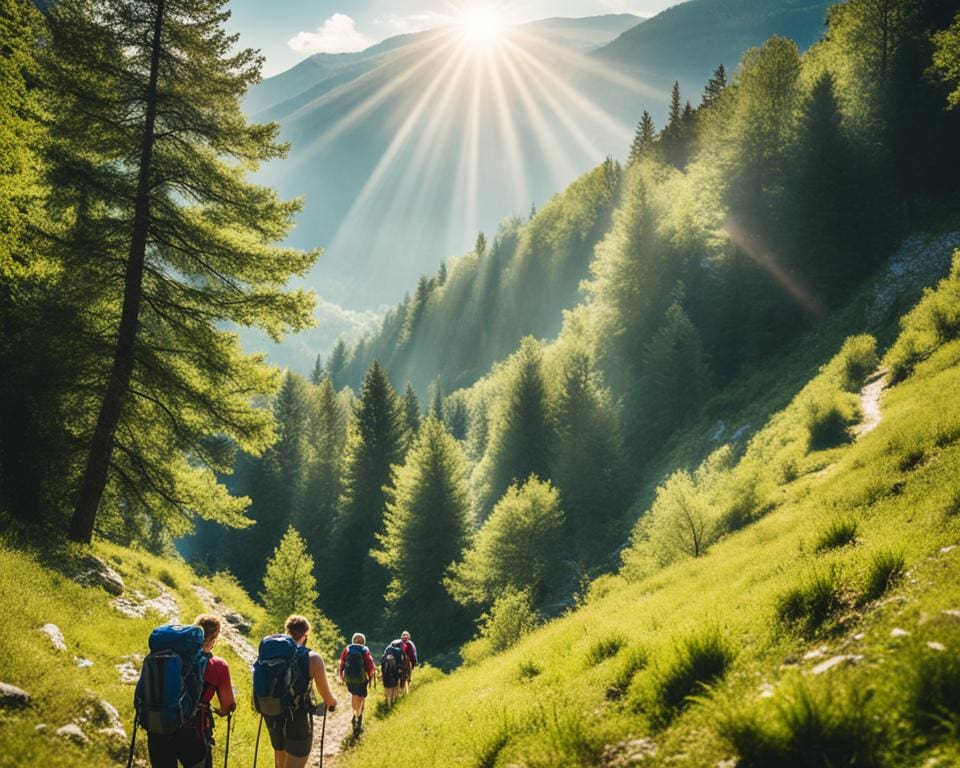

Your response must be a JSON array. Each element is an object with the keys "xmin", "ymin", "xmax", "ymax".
[
  {"xmin": 380, "ymin": 643, "xmax": 404, "ymax": 688},
  {"xmin": 342, "ymin": 644, "xmax": 368, "ymax": 685},
  {"xmin": 252, "ymin": 635, "xmax": 310, "ymax": 719},
  {"xmin": 134, "ymin": 625, "xmax": 208, "ymax": 735}
]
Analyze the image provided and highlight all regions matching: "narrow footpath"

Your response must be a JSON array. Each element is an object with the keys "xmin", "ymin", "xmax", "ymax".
[
  {"xmin": 192, "ymin": 586, "xmax": 353, "ymax": 767},
  {"xmin": 855, "ymin": 368, "xmax": 887, "ymax": 439}
]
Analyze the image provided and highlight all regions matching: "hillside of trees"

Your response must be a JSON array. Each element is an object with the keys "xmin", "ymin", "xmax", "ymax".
[{"xmin": 2, "ymin": 0, "xmax": 960, "ymax": 666}]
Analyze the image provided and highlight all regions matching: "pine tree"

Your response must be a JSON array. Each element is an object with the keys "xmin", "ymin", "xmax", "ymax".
[
  {"xmin": 325, "ymin": 339, "xmax": 348, "ymax": 389},
  {"xmin": 701, "ymin": 63, "xmax": 728, "ymax": 107},
  {"xmin": 372, "ymin": 417, "xmax": 471, "ymax": 649},
  {"xmin": 261, "ymin": 526, "xmax": 319, "ymax": 629},
  {"xmin": 45, "ymin": 0, "xmax": 317, "ymax": 543},
  {"xmin": 429, "ymin": 378, "xmax": 445, "ymax": 422},
  {"xmin": 437, "ymin": 261, "xmax": 448, "ymax": 286},
  {"xmin": 475, "ymin": 231, "xmax": 488, "ymax": 257},
  {"xmin": 403, "ymin": 383, "xmax": 421, "ymax": 436},
  {"xmin": 628, "ymin": 111, "xmax": 657, "ymax": 164},
  {"xmin": 446, "ymin": 395, "xmax": 469, "ymax": 441},
  {"xmin": 553, "ymin": 351, "xmax": 629, "ymax": 563},
  {"xmin": 482, "ymin": 338, "xmax": 554, "ymax": 516},
  {"xmin": 661, "ymin": 81, "xmax": 689, "ymax": 168},
  {"xmin": 310, "ymin": 354, "xmax": 325, "ymax": 385},
  {"xmin": 446, "ymin": 476, "xmax": 565, "ymax": 608},
  {"xmin": 325, "ymin": 361, "xmax": 407, "ymax": 627}
]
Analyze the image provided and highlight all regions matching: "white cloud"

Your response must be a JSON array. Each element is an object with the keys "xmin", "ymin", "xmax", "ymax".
[
  {"xmin": 287, "ymin": 13, "xmax": 376, "ymax": 54},
  {"xmin": 373, "ymin": 12, "xmax": 445, "ymax": 36}
]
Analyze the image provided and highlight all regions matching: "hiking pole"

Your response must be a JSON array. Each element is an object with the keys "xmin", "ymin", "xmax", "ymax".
[
  {"xmin": 253, "ymin": 715, "xmax": 263, "ymax": 767},
  {"xmin": 125, "ymin": 716, "xmax": 138, "ymax": 768},
  {"xmin": 318, "ymin": 704, "xmax": 327, "ymax": 768},
  {"xmin": 223, "ymin": 712, "xmax": 232, "ymax": 768}
]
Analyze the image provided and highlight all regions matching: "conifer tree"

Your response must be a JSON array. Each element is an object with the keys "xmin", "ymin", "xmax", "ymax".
[
  {"xmin": 325, "ymin": 361, "xmax": 407, "ymax": 627},
  {"xmin": 702, "ymin": 63, "xmax": 728, "ymax": 107},
  {"xmin": 325, "ymin": 339, "xmax": 348, "ymax": 389},
  {"xmin": 933, "ymin": 12, "xmax": 960, "ymax": 109},
  {"xmin": 446, "ymin": 395, "xmax": 470, "ymax": 441},
  {"xmin": 403, "ymin": 383, "xmax": 421, "ymax": 436},
  {"xmin": 429, "ymin": 380, "xmax": 445, "ymax": 422},
  {"xmin": 628, "ymin": 111, "xmax": 656, "ymax": 165},
  {"xmin": 447, "ymin": 476, "xmax": 565, "ymax": 608},
  {"xmin": 261, "ymin": 526, "xmax": 319, "ymax": 629},
  {"xmin": 437, "ymin": 261, "xmax": 448, "ymax": 286},
  {"xmin": 661, "ymin": 81, "xmax": 690, "ymax": 168},
  {"xmin": 475, "ymin": 231, "xmax": 488, "ymax": 257},
  {"xmin": 372, "ymin": 417, "xmax": 471, "ymax": 649},
  {"xmin": 310, "ymin": 354, "xmax": 324, "ymax": 385},
  {"xmin": 45, "ymin": 0, "xmax": 317, "ymax": 543},
  {"xmin": 553, "ymin": 351, "xmax": 629, "ymax": 563},
  {"xmin": 482, "ymin": 337, "xmax": 554, "ymax": 516}
]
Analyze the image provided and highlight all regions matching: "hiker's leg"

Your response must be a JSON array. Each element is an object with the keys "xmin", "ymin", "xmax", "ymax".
[
  {"xmin": 282, "ymin": 755, "xmax": 308, "ymax": 768},
  {"xmin": 273, "ymin": 749, "xmax": 285, "ymax": 768},
  {"xmin": 146, "ymin": 733, "xmax": 178, "ymax": 768},
  {"xmin": 351, "ymin": 693, "xmax": 364, "ymax": 717}
]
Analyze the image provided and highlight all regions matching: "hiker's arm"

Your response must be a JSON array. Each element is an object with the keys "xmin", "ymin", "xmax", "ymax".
[
  {"xmin": 214, "ymin": 664, "xmax": 237, "ymax": 716},
  {"xmin": 310, "ymin": 653, "xmax": 337, "ymax": 709},
  {"xmin": 336, "ymin": 648, "xmax": 345, "ymax": 682},
  {"xmin": 366, "ymin": 651, "xmax": 376, "ymax": 683}
]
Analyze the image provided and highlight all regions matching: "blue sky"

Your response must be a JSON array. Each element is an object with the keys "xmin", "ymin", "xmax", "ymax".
[{"xmin": 227, "ymin": 0, "xmax": 680, "ymax": 76}]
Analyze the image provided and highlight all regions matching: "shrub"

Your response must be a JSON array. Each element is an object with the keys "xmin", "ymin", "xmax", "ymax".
[
  {"xmin": 606, "ymin": 646, "xmax": 647, "ymax": 701},
  {"xmin": 838, "ymin": 335, "xmax": 879, "ymax": 392},
  {"xmin": 643, "ymin": 629, "xmax": 735, "ymax": 725},
  {"xmin": 805, "ymin": 393, "xmax": 857, "ymax": 451},
  {"xmin": 586, "ymin": 634, "xmax": 627, "ymax": 666},
  {"xmin": 157, "ymin": 569, "xmax": 178, "ymax": 589},
  {"xmin": 518, "ymin": 660, "xmax": 542, "ymax": 680},
  {"xmin": 462, "ymin": 588, "xmax": 541, "ymax": 666},
  {"xmin": 906, "ymin": 645, "xmax": 960, "ymax": 735},
  {"xmin": 776, "ymin": 569, "xmax": 845, "ymax": 635},
  {"xmin": 814, "ymin": 518, "xmax": 858, "ymax": 553},
  {"xmin": 716, "ymin": 676, "xmax": 883, "ymax": 767},
  {"xmin": 861, "ymin": 549, "xmax": 905, "ymax": 602}
]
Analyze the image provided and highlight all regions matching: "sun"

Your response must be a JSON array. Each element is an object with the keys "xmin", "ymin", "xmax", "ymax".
[{"xmin": 458, "ymin": 6, "xmax": 505, "ymax": 47}]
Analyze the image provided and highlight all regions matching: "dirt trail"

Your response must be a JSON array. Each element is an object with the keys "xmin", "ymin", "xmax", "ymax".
[
  {"xmin": 191, "ymin": 585, "xmax": 353, "ymax": 767},
  {"xmin": 855, "ymin": 368, "xmax": 887, "ymax": 439}
]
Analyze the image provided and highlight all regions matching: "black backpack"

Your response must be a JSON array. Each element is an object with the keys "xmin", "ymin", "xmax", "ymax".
[
  {"xmin": 381, "ymin": 643, "xmax": 404, "ymax": 688},
  {"xmin": 342, "ymin": 644, "xmax": 368, "ymax": 685}
]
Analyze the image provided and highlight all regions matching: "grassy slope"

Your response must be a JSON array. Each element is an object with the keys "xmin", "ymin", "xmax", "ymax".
[
  {"xmin": 0, "ymin": 544, "xmax": 273, "ymax": 768},
  {"xmin": 337, "ymin": 278, "xmax": 960, "ymax": 765}
]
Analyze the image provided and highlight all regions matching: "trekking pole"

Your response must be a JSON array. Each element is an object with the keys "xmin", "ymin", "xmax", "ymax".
[
  {"xmin": 223, "ymin": 712, "xmax": 232, "ymax": 768},
  {"xmin": 125, "ymin": 716, "xmax": 138, "ymax": 768},
  {"xmin": 318, "ymin": 705, "xmax": 327, "ymax": 768},
  {"xmin": 253, "ymin": 715, "xmax": 263, "ymax": 767}
]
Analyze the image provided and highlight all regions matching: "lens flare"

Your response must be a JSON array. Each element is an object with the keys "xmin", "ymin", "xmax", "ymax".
[{"xmin": 459, "ymin": 7, "xmax": 504, "ymax": 47}]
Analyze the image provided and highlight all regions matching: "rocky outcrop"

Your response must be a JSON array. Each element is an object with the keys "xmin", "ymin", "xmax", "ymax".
[
  {"xmin": 55, "ymin": 723, "xmax": 88, "ymax": 746},
  {"xmin": 0, "ymin": 682, "xmax": 31, "ymax": 709},
  {"xmin": 224, "ymin": 611, "xmax": 252, "ymax": 636},
  {"xmin": 77, "ymin": 555, "xmax": 124, "ymax": 596},
  {"xmin": 41, "ymin": 623, "xmax": 67, "ymax": 651}
]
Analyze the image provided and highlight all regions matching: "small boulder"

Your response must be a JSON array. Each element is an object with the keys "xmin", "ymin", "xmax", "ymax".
[
  {"xmin": 75, "ymin": 657, "xmax": 94, "ymax": 669},
  {"xmin": 116, "ymin": 655, "xmax": 141, "ymax": 685},
  {"xmin": 0, "ymin": 682, "xmax": 31, "ymax": 709},
  {"xmin": 943, "ymin": 609, "xmax": 960, "ymax": 621},
  {"xmin": 810, "ymin": 654, "xmax": 863, "ymax": 675},
  {"xmin": 56, "ymin": 723, "xmax": 88, "ymax": 746},
  {"xmin": 41, "ymin": 623, "xmax": 67, "ymax": 652},
  {"xmin": 890, "ymin": 628, "xmax": 911, "ymax": 639},
  {"xmin": 77, "ymin": 555, "xmax": 124, "ymax": 596},
  {"xmin": 87, "ymin": 697, "xmax": 122, "ymax": 729},
  {"xmin": 927, "ymin": 641, "xmax": 947, "ymax": 652},
  {"xmin": 224, "ymin": 612, "xmax": 252, "ymax": 636}
]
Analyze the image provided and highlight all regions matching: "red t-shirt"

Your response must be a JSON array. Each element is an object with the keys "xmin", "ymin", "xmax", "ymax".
[{"xmin": 202, "ymin": 656, "xmax": 235, "ymax": 710}]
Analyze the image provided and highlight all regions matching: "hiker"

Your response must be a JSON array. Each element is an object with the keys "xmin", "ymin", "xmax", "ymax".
[
  {"xmin": 259, "ymin": 614, "xmax": 338, "ymax": 768},
  {"xmin": 399, "ymin": 629, "xmax": 418, "ymax": 694},
  {"xmin": 338, "ymin": 632, "xmax": 376, "ymax": 735},
  {"xmin": 380, "ymin": 639, "xmax": 407, "ymax": 708},
  {"xmin": 145, "ymin": 615, "xmax": 236, "ymax": 768}
]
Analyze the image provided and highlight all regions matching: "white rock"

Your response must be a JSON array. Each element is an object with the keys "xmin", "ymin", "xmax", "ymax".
[
  {"xmin": 803, "ymin": 646, "xmax": 828, "ymax": 661},
  {"xmin": 940, "ymin": 545, "xmax": 957, "ymax": 555},
  {"xmin": 90, "ymin": 698, "xmax": 122, "ymax": 729},
  {"xmin": 56, "ymin": 723, "xmax": 88, "ymax": 745},
  {"xmin": 927, "ymin": 641, "xmax": 947, "ymax": 652},
  {"xmin": 77, "ymin": 555, "xmax": 124, "ymax": 596},
  {"xmin": 0, "ymin": 682, "xmax": 31, "ymax": 709},
  {"xmin": 97, "ymin": 726, "xmax": 128, "ymax": 742},
  {"xmin": 34, "ymin": 724, "xmax": 47, "ymax": 733},
  {"xmin": 41, "ymin": 623, "xmax": 67, "ymax": 652},
  {"xmin": 759, "ymin": 682, "xmax": 775, "ymax": 699},
  {"xmin": 116, "ymin": 655, "xmax": 141, "ymax": 685},
  {"xmin": 75, "ymin": 657, "xmax": 94, "ymax": 669},
  {"xmin": 942, "ymin": 609, "xmax": 960, "ymax": 621},
  {"xmin": 811, "ymin": 654, "xmax": 863, "ymax": 675},
  {"xmin": 853, "ymin": 633, "xmax": 866, "ymax": 641},
  {"xmin": 890, "ymin": 628, "xmax": 911, "ymax": 638}
]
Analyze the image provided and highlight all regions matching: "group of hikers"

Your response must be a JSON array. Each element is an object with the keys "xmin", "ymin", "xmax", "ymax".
[{"xmin": 128, "ymin": 613, "xmax": 420, "ymax": 768}]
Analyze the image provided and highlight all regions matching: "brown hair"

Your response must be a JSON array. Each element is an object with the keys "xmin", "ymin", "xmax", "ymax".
[
  {"xmin": 195, "ymin": 614, "xmax": 221, "ymax": 641},
  {"xmin": 285, "ymin": 614, "xmax": 311, "ymax": 640}
]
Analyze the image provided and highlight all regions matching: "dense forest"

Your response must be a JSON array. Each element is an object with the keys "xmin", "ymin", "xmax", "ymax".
[{"xmin": 2, "ymin": 0, "xmax": 960, "ymax": 664}]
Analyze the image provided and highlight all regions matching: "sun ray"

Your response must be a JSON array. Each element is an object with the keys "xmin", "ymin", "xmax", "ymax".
[{"xmin": 484, "ymin": 50, "xmax": 529, "ymax": 212}]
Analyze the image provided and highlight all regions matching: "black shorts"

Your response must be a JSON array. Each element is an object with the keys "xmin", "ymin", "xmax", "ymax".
[
  {"xmin": 147, "ymin": 727, "xmax": 210, "ymax": 768},
  {"xmin": 265, "ymin": 709, "xmax": 313, "ymax": 758},
  {"xmin": 346, "ymin": 681, "xmax": 368, "ymax": 697}
]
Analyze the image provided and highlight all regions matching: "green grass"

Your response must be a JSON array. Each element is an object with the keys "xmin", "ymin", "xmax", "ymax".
[
  {"xmin": 335, "ymin": 275, "xmax": 960, "ymax": 767},
  {"xmin": 814, "ymin": 517, "xmax": 859, "ymax": 553}
]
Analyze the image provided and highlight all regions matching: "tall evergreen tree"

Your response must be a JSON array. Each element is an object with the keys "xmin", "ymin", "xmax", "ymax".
[
  {"xmin": 261, "ymin": 526, "xmax": 319, "ymax": 629},
  {"xmin": 475, "ymin": 231, "xmax": 488, "ymax": 257},
  {"xmin": 325, "ymin": 338, "xmax": 348, "ymax": 389},
  {"xmin": 628, "ymin": 111, "xmax": 656, "ymax": 164},
  {"xmin": 372, "ymin": 417, "xmax": 471, "ymax": 650},
  {"xmin": 429, "ymin": 379, "xmax": 445, "ymax": 422},
  {"xmin": 325, "ymin": 361, "xmax": 407, "ymax": 628},
  {"xmin": 702, "ymin": 63, "xmax": 728, "ymax": 107},
  {"xmin": 44, "ymin": 0, "xmax": 317, "ymax": 543},
  {"xmin": 403, "ymin": 383, "xmax": 421, "ymax": 436},
  {"xmin": 310, "ymin": 354, "xmax": 324, "ymax": 385},
  {"xmin": 661, "ymin": 82, "xmax": 691, "ymax": 168},
  {"xmin": 482, "ymin": 337, "xmax": 554, "ymax": 516}
]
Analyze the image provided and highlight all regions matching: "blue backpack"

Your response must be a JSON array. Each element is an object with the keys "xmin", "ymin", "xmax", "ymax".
[
  {"xmin": 253, "ymin": 635, "xmax": 310, "ymax": 718},
  {"xmin": 134, "ymin": 625, "xmax": 208, "ymax": 735}
]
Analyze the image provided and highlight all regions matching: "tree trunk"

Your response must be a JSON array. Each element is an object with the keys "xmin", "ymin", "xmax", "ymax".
[{"xmin": 68, "ymin": 0, "xmax": 166, "ymax": 543}]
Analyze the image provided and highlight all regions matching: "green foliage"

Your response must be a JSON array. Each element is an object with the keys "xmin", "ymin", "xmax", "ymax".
[
  {"xmin": 884, "ymin": 251, "xmax": 960, "ymax": 383},
  {"xmin": 373, "ymin": 417, "xmax": 471, "ymax": 649},
  {"xmin": 606, "ymin": 646, "xmax": 648, "ymax": 701},
  {"xmin": 447, "ymin": 476, "xmax": 565, "ymax": 608},
  {"xmin": 775, "ymin": 568, "xmax": 845, "ymax": 635},
  {"xmin": 716, "ymin": 676, "xmax": 883, "ymax": 768},
  {"xmin": 814, "ymin": 518, "xmax": 859, "ymax": 553},
  {"xmin": 260, "ymin": 526, "xmax": 318, "ymax": 629},
  {"xmin": 585, "ymin": 634, "xmax": 627, "ymax": 666},
  {"xmin": 861, "ymin": 549, "xmax": 905, "ymax": 602},
  {"xmin": 157, "ymin": 569, "xmax": 178, "ymax": 589},
  {"xmin": 906, "ymin": 643, "xmax": 960, "ymax": 736},
  {"xmin": 933, "ymin": 13, "xmax": 960, "ymax": 109}
]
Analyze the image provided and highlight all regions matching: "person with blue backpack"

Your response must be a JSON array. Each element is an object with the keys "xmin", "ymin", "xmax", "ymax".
[
  {"xmin": 130, "ymin": 615, "xmax": 236, "ymax": 768},
  {"xmin": 379, "ymin": 639, "xmax": 407, "ymax": 708},
  {"xmin": 337, "ymin": 632, "xmax": 376, "ymax": 736},
  {"xmin": 252, "ymin": 614, "xmax": 337, "ymax": 768}
]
